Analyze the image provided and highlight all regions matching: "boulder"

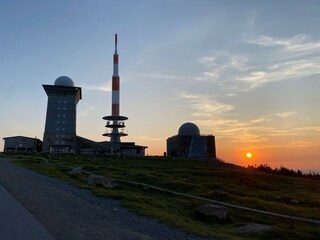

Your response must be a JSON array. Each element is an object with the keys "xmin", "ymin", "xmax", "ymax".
[
  {"xmin": 87, "ymin": 174, "xmax": 97, "ymax": 185},
  {"xmin": 196, "ymin": 205, "xmax": 228, "ymax": 222},
  {"xmin": 86, "ymin": 175, "xmax": 117, "ymax": 189},
  {"xmin": 290, "ymin": 199, "xmax": 299, "ymax": 204},
  {"xmin": 102, "ymin": 178, "xmax": 117, "ymax": 189},
  {"xmin": 273, "ymin": 195, "xmax": 282, "ymax": 200},
  {"xmin": 69, "ymin": 167, "xmax": 82, "ymax": 175},
  {"xmin": 237, "ymin": 223, "xmax": 272, "ymax": 232},
  {"xmin": 94, "ymin": 176, "xmax": 105, "ymax": 186}
]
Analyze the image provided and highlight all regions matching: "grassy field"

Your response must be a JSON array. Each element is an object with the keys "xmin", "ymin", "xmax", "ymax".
[{"xmin": 6, "ymin": 153, "xmax": 320, "ymax": 240}]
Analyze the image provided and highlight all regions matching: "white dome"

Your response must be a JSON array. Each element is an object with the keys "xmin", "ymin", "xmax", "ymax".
[
  {"xmin": 178, "ymin": 122, "xmax": 200, "ymax": 136},
  {"xmin": 54, "ymin": 76, "xmax": 74, "ymax": 87}
]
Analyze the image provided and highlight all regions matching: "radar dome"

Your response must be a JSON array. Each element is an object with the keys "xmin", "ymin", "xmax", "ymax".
[
  {"xmin": 178, "ymin": 122, "xmax": 200, "ymax": 136},
  {"xmin": 54, "ymin": 76, "xmax": 74, "ymax": 87}
]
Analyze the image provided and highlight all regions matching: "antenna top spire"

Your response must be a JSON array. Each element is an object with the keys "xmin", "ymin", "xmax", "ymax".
[{"xmin": 115, "ymin": 34, "xmax": 118, "ymax": 53}]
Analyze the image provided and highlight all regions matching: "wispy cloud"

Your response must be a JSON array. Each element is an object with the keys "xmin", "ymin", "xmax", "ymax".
[
  {"xmin": 273, "ymin": 111, "xmax": 296, "ymax": 118},
  {"xmin": 176, "ymin": 92, "xmax": 234, "ymax": 117},
  {"xmin": 197, "ymin": 53, "xmax": 249, "ymax": 83},
  {"xmin": 197, "ymin": 34, "xmax": 320, "ymax": 90},
  {"xmin": 81, "ymin": 82, "xmax": 111, "ymax": 92},
  {"xmin": 140, "ymin": 73, "xmax": 193, "ymax": 81},
  {"xmin": 237, "ymin": 58, "xmax": 320, "ymax": 88},
  {"xmin": 247, "ymin": 34, "xmax": 320, "ymax": 54}
]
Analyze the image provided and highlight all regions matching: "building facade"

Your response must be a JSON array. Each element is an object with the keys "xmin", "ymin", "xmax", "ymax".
[
  {"xmin": 42, "ymin": 76, "xmax": 82, "ymax": 153},
  {"xmin": 3, "ymin": 136, "xmax": 42, "ymax": 152},
  {"xmin": 167, "ymin": 122, "xmax": 216, "ymax": 159}
]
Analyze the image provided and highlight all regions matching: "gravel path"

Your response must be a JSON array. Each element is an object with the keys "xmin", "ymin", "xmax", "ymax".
[{"xmin": 0, "ymin": 158, "xmax": 213, "ymax": 240}]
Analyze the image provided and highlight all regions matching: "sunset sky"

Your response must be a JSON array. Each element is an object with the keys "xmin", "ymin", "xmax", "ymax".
[{"xmin": 1, "ymin": 0, "xmax": 320, "ymax": 171}]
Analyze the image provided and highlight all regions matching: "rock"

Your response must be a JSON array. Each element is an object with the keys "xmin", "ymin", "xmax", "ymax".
[
  {"xmin": 86, "ymin": 175, "xmax": 117, "ymax": 189},
  {"xmin": 290, "ymin": 199, "xmax": 299, "ymax": 204},
  {"xmin": 102, "ymin": 178, "xmax": 117, "ymax": 189},
  {"xmin": 273, "ymin": 195, "xmax": 282, "ymax": 200},
  {"xmin": 215, "ymin": 190, "xmax": 228, "ymax": 196},
  {"xmin": 69, "ymin": 167, "xmax": 82, "ymax": 175},
  {"xmin": 196, "ymin": 205, "xmax": 228, "ymax": 221},
  {"xmin": 94, "ymin": 176, "xmax": 105, "ymax": 186},
  {"xmin": 237, "ymin": 223, "xmax": 272, "ymax": 232},
  {"xmin": 87, "ymin": 174, "xmax": 96, "ymax": 185}
]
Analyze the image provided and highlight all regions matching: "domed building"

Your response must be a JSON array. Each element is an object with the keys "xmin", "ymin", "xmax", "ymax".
[
  {"xmin": 167, "ymin": 122, "xmax": 216, "ymax": 159},
  {"xmin": 42, "ymin": 76, "xmax": 82, "ymax": 153}
]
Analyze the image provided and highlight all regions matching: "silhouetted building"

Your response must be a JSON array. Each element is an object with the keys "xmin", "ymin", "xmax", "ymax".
[
  {"xmin": 3, "ymin": 136, "xmax": 42, "ymax": 152},
  {"xmin": 167, "ymin": 122, "xmax": 216, "ymax": 159},
  {"xmin": 42, "ymin": 76, "xmax": 82, "ymax": 153}
]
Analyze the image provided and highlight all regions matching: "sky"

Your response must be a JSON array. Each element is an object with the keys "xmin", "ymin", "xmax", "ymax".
[{"xmin": 1, "ymin": 0, "xmax": 320, "ymax": 171}]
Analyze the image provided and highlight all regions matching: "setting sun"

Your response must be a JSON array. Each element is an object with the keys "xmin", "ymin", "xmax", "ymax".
[{"xmin": 246, "ymin": 152, "xmax": 252, "ymax": 159}]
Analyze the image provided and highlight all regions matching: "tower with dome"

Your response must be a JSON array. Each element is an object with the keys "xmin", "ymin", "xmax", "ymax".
[
  {"xmin": 167, "ymin": 122, "xmax": 216, "ymax": 159},
  {"xmin": 42, "ymin": 76, "xmax": 82, "ymax": 153}
]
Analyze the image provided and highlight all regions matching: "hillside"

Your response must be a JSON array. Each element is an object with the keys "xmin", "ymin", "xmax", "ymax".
[{"xmin": 7, "ymin": 154, "xmax": 320, "ymax": 239}]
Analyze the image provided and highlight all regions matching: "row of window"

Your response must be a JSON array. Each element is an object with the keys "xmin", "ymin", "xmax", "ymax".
[
  {"xmin": 57, "ymin": 100, "xmax": 68, "ymax": 104},
  {"xmin": 57, "ymin": 107, "xmax": 67, "ymax": 110},
  {"xmin": 55, "ymin": 134, "xmax": 66, "ymax": 138}
]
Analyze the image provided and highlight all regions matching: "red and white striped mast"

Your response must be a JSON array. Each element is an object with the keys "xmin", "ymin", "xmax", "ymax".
[{"xmin": 103, "ymin": 34, "xmax": 128, "ymax": 143}]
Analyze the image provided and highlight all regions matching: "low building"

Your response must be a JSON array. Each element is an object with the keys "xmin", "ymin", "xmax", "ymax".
[
  {"xmin": 3, "ymin": 136, "xmax": 42, "ymax": 152},
  {"xmin": 76, "ymin": 136, "xmax": 147, "ymax": 156},
  {"xmin": 167, "ymin": 122, "xmax": 216, "ymax": 159}
]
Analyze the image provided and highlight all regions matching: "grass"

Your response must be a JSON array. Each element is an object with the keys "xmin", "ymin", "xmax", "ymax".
[{"xmin": 5, "ymin": 153, "xmax": 320, "ymax": 240}]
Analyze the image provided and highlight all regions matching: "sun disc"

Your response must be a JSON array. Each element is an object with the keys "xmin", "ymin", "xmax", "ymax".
[{"xmin": 246, "ymin": 152, "xmax": 252, "ymax": 158}]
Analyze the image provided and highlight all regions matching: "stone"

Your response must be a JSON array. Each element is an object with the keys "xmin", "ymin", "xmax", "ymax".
[
  {"xmin": 215, "ymin": 190, "xmax": 228, "ymax": 196},
  {"xmin": 87, "ymin": 174, "xmax": 96, "ymax": 185},
  {"xmin": 86, "ymin": 175, "xmax": 117, "ymax": 189},
  {"xmin": 196, "ymin": 205, "xmax": 228, "ymax": 221},
  {"xmin": 94, "ymin": 176, "xmax": 105, "ymax": 186},
  {"xmin": 102, "ymin": 178, "xmax": 117, "ymax": 189},
  {"xmin": 290, "ymin": 199, "xmax": 299, "ymax": 204},
  {"xmin": 69, "ymin": 167, "xmax": 82, "ymax": 175},
  {"xmin": 273, "ymin": 195, "xmax": 282, "ymax": 200},
  {"xmin": 237, "ymin": 223, "xmax": 272, "ymax": 232}
]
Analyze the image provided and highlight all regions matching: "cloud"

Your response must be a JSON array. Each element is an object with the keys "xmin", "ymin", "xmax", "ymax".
[
  {"xmin": 176, "ymin": 92, "xmax": 234, "ymax": 117},
  {"xmin": 247, "ymin": 34, "xmax": 308, "ymax": 48},
  {"xmin": 140, "ymin": 73, "xmax": 193, "ymax": 81},
  {"xmin": 247, "ymin": 34, "xmax": 320, "ymax": 54},
  {"xmin": 197, "ymin": 34, "xmax": 320, "ymax": 91},
  {"xmin": 273, "ymin": 111, "xmax": 296, "ymax": 118},
  {"xmin": 191, "ymin": 107, "xmax": 320, "ymax": 147},
  {"xmin": 238, "ymin": 58, "xmax": 320, "ymax": 88},
  {"xmin": 81, "ymin": 82, "xmax": 111, "ymax": 92},
  {"xmin": 197, "ymin": 53, "xmax": 249, "ymax": 83}
]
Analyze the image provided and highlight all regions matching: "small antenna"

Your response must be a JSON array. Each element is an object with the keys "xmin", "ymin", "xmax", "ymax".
[{"xmin": 115, "ymin": 34, "xmax": 118, "ymax": 53}]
